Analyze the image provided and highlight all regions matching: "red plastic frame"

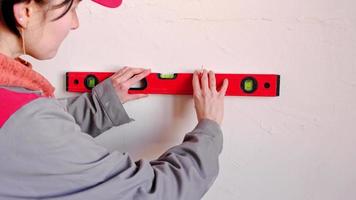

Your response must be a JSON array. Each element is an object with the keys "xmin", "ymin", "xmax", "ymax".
[{"xmin": 66, "ymin": 72, "xmax": 280, "ymax": 97}]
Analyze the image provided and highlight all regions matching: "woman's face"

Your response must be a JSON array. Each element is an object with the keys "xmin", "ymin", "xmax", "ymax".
[{"xmin": 25, "ymin": 0, "xmax": 81, "ymax": 60}]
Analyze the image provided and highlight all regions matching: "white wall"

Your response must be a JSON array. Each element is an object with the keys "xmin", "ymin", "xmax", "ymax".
[{"xmin": 30, "ymin": 0, "xmax": 356, "ymax": 199}]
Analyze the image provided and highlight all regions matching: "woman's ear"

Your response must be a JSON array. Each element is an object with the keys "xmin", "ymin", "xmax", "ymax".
[{"xmin": 13, "ymin": 2, "xmax": 32, "ymax": 28}]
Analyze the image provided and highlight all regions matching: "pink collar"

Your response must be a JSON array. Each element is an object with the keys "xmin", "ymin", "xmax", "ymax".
[{"xmin": 0, "ymin": 53, "xmax": 55, "ymax": 97}]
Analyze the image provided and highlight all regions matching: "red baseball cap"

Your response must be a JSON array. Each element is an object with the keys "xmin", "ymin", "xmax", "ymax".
[{"xmin": 91, "ymin": 0, "xmax": 122, "ymax": 8}]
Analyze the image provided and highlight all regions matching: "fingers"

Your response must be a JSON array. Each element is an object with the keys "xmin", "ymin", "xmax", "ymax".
[
  {"xmin": 219, "ymin": 78, "xmax": 229, "ymax": 96},
  {"xmin": 193, "ymin": 69, "xmax": 218, "ymax": 94},
  {"xmin": 193, "ymin": 69, "xmax": 228, "ymax": 96},
  {"xmin": 112, "ymin": 66, "xmax": 129, "ymax": 79},
  {"xmin": 126, "ymin": 69, "xmax": 151, "ymax": 86},
  {"xmin": 201, "ymin": 70, "xmax": 209, "ymax": 94},
  {"xmin": 118, "ymin": 68, "xmax": 147, "ymax": 82},
  {"xmin": 112, "ymin": 67, "xmax": 150, "ymax": 88},
  {"xmin": 196, "ymin": 70, "xmax": 218, "ymax": 93},
  {"xmin": 192, "ymin": 71, "xmax": 201, "ymax": 96},
  {"xmin": 192, "ymin": 69, "xmax": 226, "ymax": 125},
  {"xmin": 209, "ymin": 70, "xmax": 217, "ymax": 92}
]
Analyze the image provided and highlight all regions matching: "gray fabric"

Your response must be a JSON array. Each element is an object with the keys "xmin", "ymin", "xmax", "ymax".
[
  {"xmin": 60, "ymin": 79, "xmax": 132, "ymax": 137},
  {"xmin": 0, "ymin": 80, "xmax": 223, "ymax": 200}
]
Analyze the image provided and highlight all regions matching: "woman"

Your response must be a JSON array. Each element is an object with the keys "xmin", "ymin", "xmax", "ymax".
[{"xmin": 0, "ymin": 0, "xmax": 229, "ymax": 199}]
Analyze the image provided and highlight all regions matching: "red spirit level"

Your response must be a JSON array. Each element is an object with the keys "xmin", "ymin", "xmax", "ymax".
[{"xmin": 66, "ymin": 72, "xmax": 280, "ymax": 97}]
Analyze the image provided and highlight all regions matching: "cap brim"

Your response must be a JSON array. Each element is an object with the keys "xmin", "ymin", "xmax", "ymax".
[{"xmin": 91, "ymin": 0, "xmax": 122, "ymax": 8}]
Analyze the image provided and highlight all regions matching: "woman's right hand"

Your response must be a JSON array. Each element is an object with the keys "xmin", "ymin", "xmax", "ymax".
[{"xmin": 192, "ymin": 70, "xmax": 229, "ymax": 126}]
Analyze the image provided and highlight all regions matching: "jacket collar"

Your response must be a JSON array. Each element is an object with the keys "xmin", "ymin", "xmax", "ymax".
[{"xmin": 0, "ymin": 53, "xmax": 55, "ymax": 97}]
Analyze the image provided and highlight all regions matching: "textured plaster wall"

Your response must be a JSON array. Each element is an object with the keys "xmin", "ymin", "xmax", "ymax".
[{"xmin": 30, "ymin": 0, "xmax": 356, "ymax": 199}]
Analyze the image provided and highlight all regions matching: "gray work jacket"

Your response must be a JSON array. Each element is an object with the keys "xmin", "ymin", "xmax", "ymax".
[{"xmin": 0, "ymin": 79, "xmax": 223, "ymax": 200}]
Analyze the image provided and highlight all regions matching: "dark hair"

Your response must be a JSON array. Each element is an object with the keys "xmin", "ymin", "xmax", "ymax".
[{"xmin": 0, "ymin": 0, "xmax": 74, "ymax": 37}]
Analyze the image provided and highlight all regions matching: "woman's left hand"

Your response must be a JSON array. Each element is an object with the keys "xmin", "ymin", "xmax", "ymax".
[{"xmin": 110, "ymin": 67, "xmax": 151, "ymax": 104}]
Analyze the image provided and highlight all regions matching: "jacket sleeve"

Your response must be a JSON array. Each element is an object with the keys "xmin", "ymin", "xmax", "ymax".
[
  {"xmin": 59, "ymin": 78, "xmax": 132, "ymax": 137},
  {"xmin": 8, "ymin": 98, "xmax": 223, "ymax": 200}
]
